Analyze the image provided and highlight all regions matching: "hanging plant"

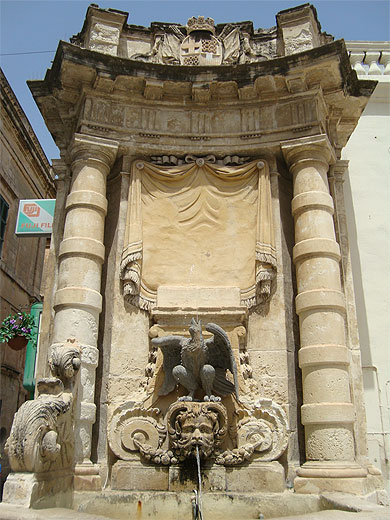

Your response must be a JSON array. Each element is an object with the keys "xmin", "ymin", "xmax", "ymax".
[{"xmin": 0, "ymin": 312, "xmax": 36, "ymax": 347}]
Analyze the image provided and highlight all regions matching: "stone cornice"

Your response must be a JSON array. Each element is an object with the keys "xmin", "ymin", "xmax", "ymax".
[
  {"xmin": 28, "ymin": 39, "xmax": 377, "ymax": 155},
  {"xmin": 31, "ymin": 39, "xmax": 375, "ymax": 96}
]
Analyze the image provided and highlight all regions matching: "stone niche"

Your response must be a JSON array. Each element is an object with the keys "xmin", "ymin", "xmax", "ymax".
[{"xmin": 4, "ymin": 1, "xmax": 387, "ymax": 515}]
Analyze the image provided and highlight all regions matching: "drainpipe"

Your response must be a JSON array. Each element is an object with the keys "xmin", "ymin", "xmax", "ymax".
[{"xmin": 23, "ymin": 302, "xmax": 42, "ymax": 399}]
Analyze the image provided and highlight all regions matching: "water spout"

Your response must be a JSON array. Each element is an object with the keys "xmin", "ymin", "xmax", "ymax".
[{"xmin": 192, "ymin": 445, "xmax": 204, "ymax": 520}]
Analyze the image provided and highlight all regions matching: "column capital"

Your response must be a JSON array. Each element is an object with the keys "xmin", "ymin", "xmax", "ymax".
[
  {"xmin": 329, "ymin": 160, "xmax": 349, "ymax": 184},
  {"xmin": 281, "ymin": 134, "xmax": 336, "ymax": 173},
  {"xmin": 51, "ymin": 159, "xmax": 71, "ymax": 183},
  {"xmin": 69, "ymin": 133, "xmax": 119, "ymax": 168}
]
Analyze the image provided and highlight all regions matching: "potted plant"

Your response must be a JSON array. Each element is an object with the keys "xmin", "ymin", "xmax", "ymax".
[{"xmin": 0, "ymin": 312, "xmax": 36, "ymax": 351}]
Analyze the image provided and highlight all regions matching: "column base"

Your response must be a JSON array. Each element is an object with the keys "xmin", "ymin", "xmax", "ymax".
[
  {"xmin": 294, "ymin": 461, "xmax": 385, "ymax": 496},
  {"xmin": 297, "ymin": 461, "xmax": 367, "ymax": 478},
  {"xmin": 74, "ymin": 462, "xmax": 102, "ymax": 491}
]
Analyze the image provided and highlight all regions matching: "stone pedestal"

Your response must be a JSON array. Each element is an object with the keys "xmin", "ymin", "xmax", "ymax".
[{"xmin": 3, "ymin": 471, "xmax": 73, "ymax": 508}]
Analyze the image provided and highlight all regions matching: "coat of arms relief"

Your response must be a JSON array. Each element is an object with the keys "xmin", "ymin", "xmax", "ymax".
[{"xmin": 131, "ymin": 16, "xmax": 273, "ymax": 66}]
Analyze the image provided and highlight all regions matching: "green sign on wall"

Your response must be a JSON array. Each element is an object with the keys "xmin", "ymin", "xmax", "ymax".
[{"xmin": 15, "ymin": 199, "xmax": 55, "ymax": 236}]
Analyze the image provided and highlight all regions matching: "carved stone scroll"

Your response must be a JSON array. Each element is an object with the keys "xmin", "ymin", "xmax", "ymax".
[
  {"xmin": 216, "ymin": 398, "xmax": 289, "ymax": 465},
  {"xmin": 5, "ymin": 379, "xmax": 72, "ymax": 473},
  {"xmin": 108, "ymin": 405, "xmax": 166, "ymax": 461},
  {"xmin": 109, "ymin": 397, "xmax": 288, "ymax": 467},
  {"xmin": 120, "ymin": 158, "xmax": 276, "ymax": 310},
  {"xmin": 5, "ymin": 340, "xmax": 81, "ymax": 473}
]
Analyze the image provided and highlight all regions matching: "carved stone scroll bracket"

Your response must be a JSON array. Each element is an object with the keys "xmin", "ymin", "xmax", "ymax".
[
  {"xmin": 216, "ymin": 398, "xmax": 289, "ymax": 466},
  {"xmin": 4, "ymin": 340, "xmax": 81, "ymax": 474},
  {"xmin": 108, "ymin": 404, "xmax": 166, "ymax": 461},
  {"xmin": 5, "ymin": 378, "xmax": 73, "ymax": 473}
]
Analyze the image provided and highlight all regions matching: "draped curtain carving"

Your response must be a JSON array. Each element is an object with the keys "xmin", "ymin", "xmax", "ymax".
[{"xmin": 120, "ymin": 159, "xmax": 276, "ymax": 310}]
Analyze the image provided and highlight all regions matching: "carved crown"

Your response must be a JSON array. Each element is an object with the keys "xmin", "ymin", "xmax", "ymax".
[{"xmin": 187, "ymin": 16, "xmax": 215, "ymax": 35}]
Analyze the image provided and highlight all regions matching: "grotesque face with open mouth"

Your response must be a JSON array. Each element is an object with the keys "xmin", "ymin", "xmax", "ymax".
[{"xmin": 168, "ymin": 401, "xmax": 227, "ymax": 459}]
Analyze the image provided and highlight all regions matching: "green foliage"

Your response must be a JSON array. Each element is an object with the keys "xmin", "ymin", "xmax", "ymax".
[{"xmin": 0, "ymin": 312, "xmax": 36, "ymax": 344}]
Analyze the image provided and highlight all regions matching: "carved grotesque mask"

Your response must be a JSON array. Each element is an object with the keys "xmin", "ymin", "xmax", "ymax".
[{"xmin": 168, "ymin": 401, "xmax": 227, "ymax": 459}]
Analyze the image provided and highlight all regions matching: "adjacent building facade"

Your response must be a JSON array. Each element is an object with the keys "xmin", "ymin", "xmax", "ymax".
[
  {"xmin": 0, "ymin": 68, "xmax": 55, "ymax": 494},
  {"xmin": 343, "ymin": 41, "xmax": 390, "ymax": 492}
]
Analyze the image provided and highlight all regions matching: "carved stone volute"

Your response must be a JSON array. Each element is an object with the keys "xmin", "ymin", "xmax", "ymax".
[{"xmin": 5, "ymin": 339, "xmax": 81, "ymax": 473}]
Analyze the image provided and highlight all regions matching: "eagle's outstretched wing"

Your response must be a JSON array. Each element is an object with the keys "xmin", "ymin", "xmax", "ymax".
[
  {"xmin": 204, "ymin": 323, "xmax": 239, "ymax": 401},
  {"xmin": 151, "ymin": 335, "xmax": 184, "ymax": 396}
]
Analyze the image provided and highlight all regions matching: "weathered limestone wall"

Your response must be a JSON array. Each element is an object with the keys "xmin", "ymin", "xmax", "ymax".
[{"xmin": 95, "ymin": 156, "xmax": 150, "ymax": 466}]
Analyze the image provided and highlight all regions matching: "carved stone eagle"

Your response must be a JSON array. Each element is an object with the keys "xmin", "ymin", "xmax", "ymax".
[{"xmin": 152, "ymin": 319, "xmax": 239, "ymax": 402}]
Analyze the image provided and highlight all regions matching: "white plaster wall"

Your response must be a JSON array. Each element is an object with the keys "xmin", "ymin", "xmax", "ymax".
[{"xmin": 342, "ymin": 72, "xmax": 390, "ymax": 492}]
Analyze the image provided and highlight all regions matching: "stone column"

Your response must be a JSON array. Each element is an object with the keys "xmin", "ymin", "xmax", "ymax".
[
  {"xmin": 281, "ymin": 135, "xmax": 367, "ymax": 490},
  {"xmin": 51, "ymin": 134, "xmax": 118, "ymax": 480}
]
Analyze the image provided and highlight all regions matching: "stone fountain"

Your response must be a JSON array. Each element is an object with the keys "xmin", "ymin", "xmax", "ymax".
[{"xmin": 1, "ymin": 3, "xmax": 388, "ymax": 519}]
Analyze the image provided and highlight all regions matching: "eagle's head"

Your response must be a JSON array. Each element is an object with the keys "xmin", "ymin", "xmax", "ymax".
[{"xmin": 189, "ymin": 318, "xmax": 202, "ymax": 342}]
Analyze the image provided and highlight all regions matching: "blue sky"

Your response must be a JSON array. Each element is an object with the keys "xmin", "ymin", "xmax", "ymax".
[{"xmin": 1, "ymin": 0, "xmax": 389, "ymax": 161}]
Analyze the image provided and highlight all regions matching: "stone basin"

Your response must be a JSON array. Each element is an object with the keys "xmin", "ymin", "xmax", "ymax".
[
  {"xmin": 72, "ymin": 490, "xmax": 389, "ymax": 520},
  {"xmin": 2, "ymin": 491, "xmax": 389, "ymax": 520}
]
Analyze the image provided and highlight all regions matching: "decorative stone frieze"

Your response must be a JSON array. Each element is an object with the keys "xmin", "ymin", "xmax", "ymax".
[{"xmin": 150, "ymin": 155, "xmax": 251, "ymax": 166}]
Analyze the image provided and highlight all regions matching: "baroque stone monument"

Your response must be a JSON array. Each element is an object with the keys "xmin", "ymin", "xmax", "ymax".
[{"xmin": 3, "ymin": 3, "xmax": 388, "ymax": 517}]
